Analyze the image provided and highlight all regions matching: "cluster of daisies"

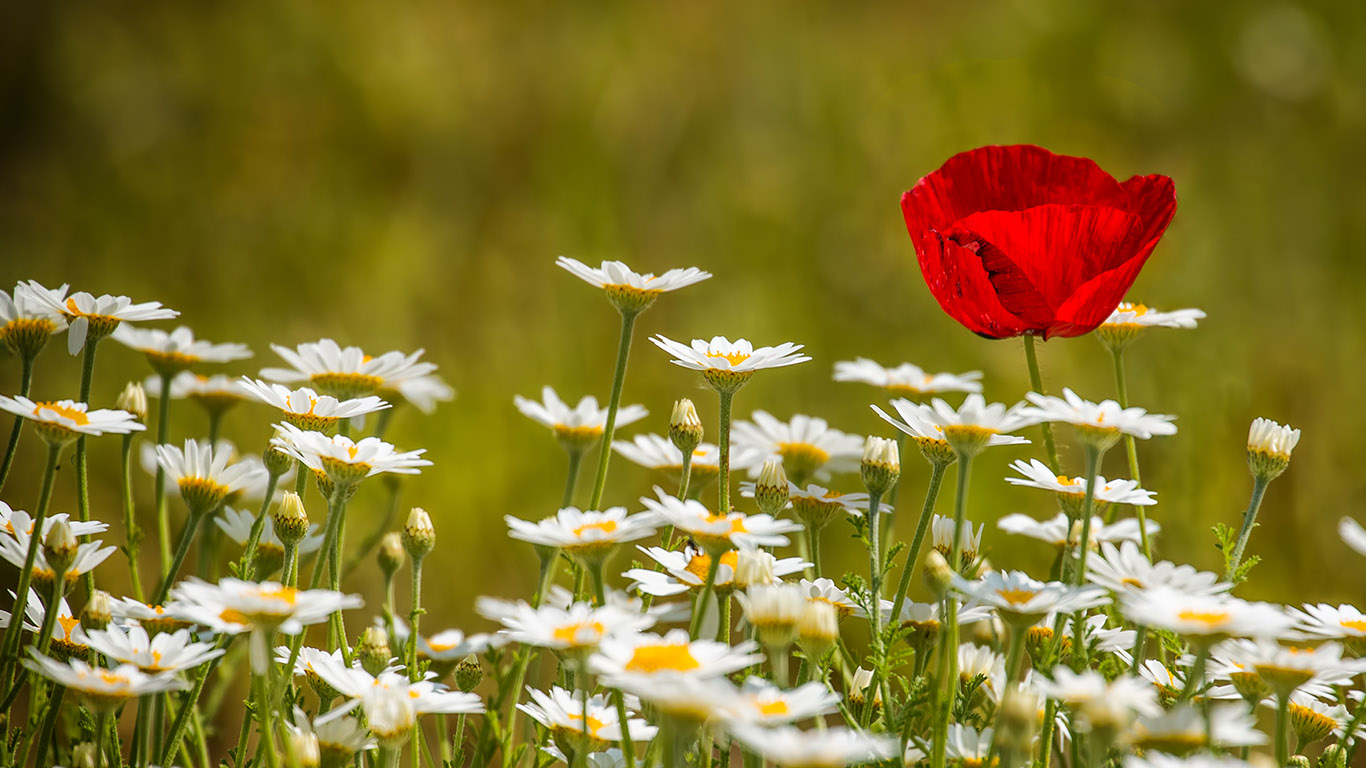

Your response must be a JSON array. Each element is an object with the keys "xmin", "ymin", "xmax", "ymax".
[{"xmin": 0, "ymin": 264, "xmax": 1356, "ymax": 768}]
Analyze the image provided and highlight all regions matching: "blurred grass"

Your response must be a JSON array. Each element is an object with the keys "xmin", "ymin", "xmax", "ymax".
[{"xmin": 1, "ymin": 0, "xmax": 1364, "ymax": 636}]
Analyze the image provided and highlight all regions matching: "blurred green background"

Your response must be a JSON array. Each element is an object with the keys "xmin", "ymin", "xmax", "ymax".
[{"xmin": 1, "ymin": 0, "xmax": 1363, "ymax": 636}]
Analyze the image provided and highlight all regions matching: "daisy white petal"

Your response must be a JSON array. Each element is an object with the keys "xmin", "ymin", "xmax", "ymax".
[
  {"xmin": 729, "ymin": 723, "xmax": 897, "ymax": 767},
  {"xmin": 833, "ymin": 358, "xmax": 982, "ymax": 395},
  {"xmin": 731, "ymin": 411, "xmax": 863, "ymax": 483},
  {"xmin": 0, "ymin": 396, "xmax": 144, "ymax": 444}
]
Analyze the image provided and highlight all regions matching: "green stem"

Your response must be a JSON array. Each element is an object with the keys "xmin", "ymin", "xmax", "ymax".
[
  {"xmin": 1023, "ymin": 334, "xmax": 1061, "ymax": 473},
  {"xmin": 889, "ymin": 461, "xmax": 948, "ymax": 629},
  {"xmin": 0, "ymin": 442, "xmax": 61, "ymax": 685},
  {"xmin": 208, "ymin": 409, "xmax": 223, "ymax": 446},
  {"xmin": 715, "ymin": 389, "xmax": 735, "ymax": 515},
  {"xmin": 160, "ymin": 639, "xmax": 232, "ymax": 767},
  {"xmin": 1226, "ymin": 475, "xmax": 1271, "ymax": 581},
  {"xmin": 254, "ymin": 670, "xmax": 281, "ymax": 768},
  {"xmin": 563, "ymin": 449, "xmax": 584, "ymax": 508},
  {"xmin": 688, "ymin": 554, "xmax": 723, "ymax": 640},
  {"xmin": 861, "ymin": 490, "xmax": 886, "ymax": 726},
  {"xmin": 94, "ymin": 710, "xmax": 111, "ymax": 768},
  {"xmin": 1178, "ymin": 646, "xmax": 1208, "ymax": 704},
  {"xmin": 237, "ymin": 471, "xmax": 281, "ymax": 581},
  {"xmin": 1130, "ymin": 626, "xmax": 1147, "ymax": 674},
  {"xmin": 156, "ymin": 507, "xmax": 209, "ymax": 604},
  {"xmin": 677, "ymin": 453, "xmax": 693, "ymax": 502},
  {"xmin": 931, "ymin": 452, "xmax": 972, "ymax": 768},
  {"xmin": 0, "ymin": 353, "xmax": 35, "ymax": 494},
  {"xmin": 121, "ymin": 432, "xmax": 146, "ymax": 600},
  {"xmin": 1275, "ymin": 692, "xmax": 1290, "ymax": 768},
  {"xmin": 408, "ymin": 555, "xmax": 426, "ymax": 682},
  {"xmin": 614, "ymin": 690, "xmax": 638, "ymax": 768},
  {"xmin": 154, "ymin": 372, "xmax": 174, "ymax": 572},
  {"xmin": 73, "ymin": 340, "xmax": 101, "ymax": 601},
  {"xmin": 587, "ymin": 310, "xmax": 639, "ymax": 510},
  {"xmin": 807, "ymin": 526, "xmax": 823, "ymax": 579},
  {"xmin": 1110, "ymin": 348, "xmax": 1151, "ymax": 557},
  {"xmin": 34, "ymin": 683, "xmax": 64, "ymax": 768},
  {"xmin": 1070, "ymin": 445, "xmax": 1103, "ymax": 666},
  {"xmin": 1, "ymin": 567, "xmax": 69, "ymax": 710}
]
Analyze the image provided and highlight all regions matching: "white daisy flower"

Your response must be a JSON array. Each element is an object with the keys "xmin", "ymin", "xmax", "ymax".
[
  {"xmin": 22, "ymin": 282, "xmax": 178, "ymax": 355},
  {"xmin": 1125, "ymin": 754, "xmax": 1250, "ymax": 768},
  {"xmin": 832, "ymin": 357, "xmax": 982, "ymax": 395},
  {"xmin": 240, "ymin": 378, "xmax": 389, "ymax": 432},
  {"xmin": 84, "ymin": 623, "xmax": 225, "ymax": 673},
  {"xmin": 958, "ymin": 643, "xmax": 1006, "ymax": 698},
  {"xmin": 1098, "ymin": 303, "xmax": 1206, "ymax": 351},
  {"xmin": 540, "ymin": 747, "xmax": 630, "ymax": 768},
  {"xmin": 314, "ymin": 667, "xmax": 483, "ymax": 748},
  {"xmin": 1006, "ymin": 458, "xmax": 1156, "ymax": 506},
  {"xmin": 515, "ymin": 386, "xmax": 647, "ymax": 447},
  {"xmin": 952, "ymin": 570, "xmax": 1108, "ymax": 626},
  {"xmin": 517, "ymin": 686, "xmax": 657, "ymax": 753},
  {"xmin": 1277, "ymin": 691, "xmax": 1359, "ymax": 743},
  {"xmin": 556, "ymin": 257, "xmax": 711, "ymax": 313},
  {"xmin": 610, "ymin": 674, "xmax": 745, "ymax": 724},
  {"xmin": 113, "ymin": 324, "xmax": 252, "ymax": 374},
  {"xmin": 871, "ymin": 394, "xmax": 1032, "ymax": 458},
  {"xmin": 998, "ymin": 512, "xmax": 1158, "ymax": 549},
  {"xmin": 723, "ymin": 677, "xmax": 840, "ymax": 725},
  {"xmin": 797, "ymin": 578, "xmax": 860, "ymax": 618},
  {"xmin": 590, "ymin": 628, "xmax": 762, "ymax": 682},
  {"xmin": 1087, "ymin": 541, "xmax": 1229, "ymax": 596},
  {"xmin": 418, "ymin": 628, "xmax": 505, "ymax": 663},
  {"xmin": 639, "ymin": 488, "xmax": 801, "ymax": 553},
  {"xmin": 1127, "ymin": 704, "xmax": 1266, "ymax": 752},
  {"xmin": 942, "ymin": 723, "xmax": 994, "ymax": 765},
  {"xmin": 1034, "ymin": 668, "xmax": 1160, "ymax": 731},
  {"xmin": 0, "ymin": 396, "xmax": 144, "ymax": 444},
  {"xmin": 386, "ymin": 372, "xmax": 455, "ymax": 415},
  {"xmin": 1, "ymin": 504, "xmax": 107, "ymax": 540},
  {"xmin": 260, "ymin": 339, "xmax": 437, "ymax": 399},
  {"xmin": 505, "ymin": 507, "xmax": 657, "ymax": 561},
  {"xmin": 147, "ymin": 372, "xmax": 252, "ymax": 413},
  {"xmin": 624, "ymin": 546, "xmax": 806, "ymax": 598},
  {"xmin": 0, "ymin": 529, "xmax": 115, "ymax": 589},
  {"xmin": 1022, "ymin": 388, "xmax": 1176, "ymax": 446},
  {"xmin": 882, "ymin": 600, "xmax": 994, "ymax": 634},
  {"xmin": 1215, "ymin": 639, "xmax": 1360, "ymax": 695},
  {"xmin": 931, "ymin": 514, "xmax": 985, "ymax": 564},
  {"xmin": 169, "ymin": 577, "xmax": 363, "ymax": 672},
  {"xmin": 108, "ymin": 597, "xmax": 191, "ymax": 635},
  {"xmin": 157, "ymin": 440, "xmax": 266, "ymax": 513},
  {"xmin": 1247, "ymin": 417, "xmax": 1300, "ymax": 479},
  {"xmin": 730, "ymin": 411, "xmax": 863, "ymax": 483},
  {"xmin": 1291, "ymin": 603, "xmax": 1366, "ymax": 640},
  {"xmin": 475, "ymin": 598, "xmax": 654, "ymax": 654},
  {"xmin": 1137, "ymin": 659, "xmax": 1186, "ymax": 700},
  {"xmin": 1120, "ymin": 588, "xmax": 1296, "ymax": 642},
  {"xmin": 287, "ymin": 707, "xmax": 376, "ymax": 765},
  {"xmin": 23, "ymin": 652, "xmax": 189, "ymax": 710},
  {"xmin": 649, "ymin": 335, "xmax": 810, "ymax": 391},
  {"xmin": 0, "ymin": 281, "xmax": 68, "ymax": 357},
  {"xmin": 612, "ymin": 434, "xmax": 727, "ymax": 490},
  {"xmin": 1339, "ymin": 517, "xmax": 1366, "ymax": 558},
  {"xmin": 1, "ymin": 589, "xmax": 87, "ymax": 654},
  {"xmin": 270, "ymin": 423, "xmax": 430, "ymax": 486},
  {"xmin": 729, "ymin": 723, "xmax": 898, "ymax": 767},
  {"xmin": 215, "ymin": 506, "xmax": 323, "ymax": 558}
]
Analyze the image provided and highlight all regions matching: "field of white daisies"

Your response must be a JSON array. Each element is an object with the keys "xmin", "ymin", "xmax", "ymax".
[{"xmin": 0, "ymin": 250, "xmax": 1363, "ymax": 768}]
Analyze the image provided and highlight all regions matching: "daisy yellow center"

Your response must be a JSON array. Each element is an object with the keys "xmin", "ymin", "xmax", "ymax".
[
  {"xmin": 777, "ymin": 442, "xmax": 830, "ymax": 468},
  {"xmin": 1121, "ymin": 577, "xmax": 1146, "ymax": 588},
  {"xmin": 57, "ymin": 615, "xmax": 81, "ymax": 640},
  {"xmin": 33, "ymin": 401, "xmax": 89, "ymax": 426},
  {"xmin": 624, "ymin": 643, "xmax": 701, "ymax": 674},
  {"xmin": 258, "ymin": 586, "xmax": 300, "ymax": 604},
  {"xmin": 1055, "ymin": 475, "xmax": 1086, "ymax": 493},
  {"xmin": 1177, "ymin": 609, "xmax": 1229, "ymax": 628},
  {"xmin": 346, "ymin": 446, "xmax": 359, "ymax": 460},
  {"xmin": 552, "ymin": 621, "xmax": 605, "ymax": 644},
  {"xmin": 1340, "ymin": 619, "xmax": 1366, "ymax": 632},
  {"xmin": 684, "ymin": 550, "xmax": 738, "ymax": 583},
  {"xmin": 310, "ymin": 372, "xmax": 385, "ymax": 394},
  {"xmin": 428, "ymin": 640, "xmax": 456, "ymax": 652},
  {"xmin": 810, "ymin": 596, "xmax": 855, "ymax": 618},
  {"xmin": 756, "ymin": 700, "xmax": 789, "ymax": 716},
  {"xmin": 574, "ymin": 520, "xmax": 618, "ymax": 537},
  {"xmin": 705, "ymin": 350, "xmax": 750, "ymax": 366},
  {"xmin": 995, "ymin": 589, "xmax": 1038, "ymax": 606},
  {"xmin": 565, "ymin": 713, "xmax": 608, "ymax": 735},
  {"xmin": 703, "ymin": 514, "xmax": 747, "ymax": 534},
  {"xmin": 97, "ymin": 670, "xmax": 128, "ymax": 685}
]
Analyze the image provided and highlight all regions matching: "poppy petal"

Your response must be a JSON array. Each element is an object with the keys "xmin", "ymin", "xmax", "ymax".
[
  {"xmin": 917, "ymin": 231, "xmax": 1036, "ymax": 339},
  {"xmin": 1048, "ymin": 252, "xmax": 1154, "ymax": 338}
]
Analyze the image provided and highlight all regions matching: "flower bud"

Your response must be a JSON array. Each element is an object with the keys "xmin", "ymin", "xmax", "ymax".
[
  {"xmin": 357, "ymin": 626, "xmax": 391, "ymax": 677},
  {"xmin": 118, "ymin": 382, "xmax": 148, "ymax": 422},
  {"xmin": 263, "ymin": 444, "xmax": 295, "ymax": 478},
  {"xmin": 733, "ymin": 549, "xmax": 777, "ymax": 590},
  {"xmin": 379, "ymin": 532, "xmax": 406, "ymax": 578},
  {"xmin": 1289, "ymin": 698, "xmax": 1336, "ymax": 745},
  {"xmin": 668, "ymin": 398, "xmax": 704, "ymax": 455},
  {"xmin": 1319, "ymin": 744, "xmax": 1347, "ymax": 768},
  {"xmin": 846, "ymin": 667, "xmax": 882, "ymax": 715},
  {"xmin": 923, "ymin": 549, "xmax": 953, "ymax": 599},
  {"xmin": 860, "ymin": 436, "xmax": 901, "ymax": 497},
  {"xmin": 81, "ymin": 590, "xmax": 112, "ymax": 633},
  {"xmin": 1287, "ymin": 756, "xmax": 1311, "ymax": 768},
  {"xmin": 753, "ymin": 459, "xmax": 790, "ymax": 517},
  {"xmin": 402, "ymin": 507, "xmax": 436, "ymax": 561},
  {"xmin": 272, "ymin": 491, "xmax": 310, "ymax": 546},
  {"xmin": 285, "ymin": 726, "xmax": 321, "ymax": 768},
  {"xmin": 454, "ymin": 654, "xmax": 483, "ymax": 692},
  {"xmin": 71, "ymin": 742, "xmax": 98, "ymax": 768},
  {"xmin": 43, "ymin": 519, "xmax": 78, "ymax": 578},
  {"xmin": 1247, "ymin": 417, "xmax": 1299, "ymax": 481},
  {"xmin": 796, "ymin": 600, "xmax": 839, "ymax": 662}
]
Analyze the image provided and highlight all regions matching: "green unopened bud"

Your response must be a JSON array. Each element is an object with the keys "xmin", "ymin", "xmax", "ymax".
[
  {"xmin": 846, "ymin": 667, "xmax": 881, "ymax": 715},
  {"xmin": 860, "ymin": 436, "xmax": 900, "ymax": 497},
  {"xmin": 454, "ymin": 654, "xmax": 483, "ymax": 692},
  {"xmin": 668, "ymin": 398, "xmax": 704, "ymax": 455},
  {"xmin": 1287, "ymin": 756, "xmax": 1311, "ymax": 768},
  {"xmin": 1318, "ymin": 744, "xmax": 1347, "ymax": 768},
  {"xmin": 402, "ymin": 507, "xmax": 436, "ymax": 561},
  {"xmin": 44, "ymin": 519, "xmax": 78, "ymax": 578},
  {"xmin": 118, "ymin": 382, "xmax": 148, "ymax": 422},
  {"xmin": 272, "ymin": 491, "xmax": 310, "ymax": 546},
  {"xmin": 796, "ymin": 600, "xmax": 839, "ymax": 662},
  {"xmin": 914, "ymin": 436, "xmax": 958, "ymax": 467},
  {"xmin": 263, "ymin": 444, "xmax": 294, "ymax": 478},
  {"xmin": 754, "ymin": 459, "xmax": 790, "ymax": 517},
  {"xmin": 923, "ymin": 549, "xmax": 953, "ymax": 599},
  {"xmin": 82, "ymin": 590, "xmax": 112, "ymax": 633},
  {"xmin": 357, "ymin": 626, "xmax": 391, "ymax": 676},
  {"xmin": 379, "ymin": 532, "xmax": 406, "ymax": 578},
  {"xmin": 1248, "ymin": 417, "xmax": 1299, "ymax": 481}
]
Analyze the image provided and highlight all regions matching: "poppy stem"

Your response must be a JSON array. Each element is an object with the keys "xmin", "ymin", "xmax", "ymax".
[
  {"xmin": 1022, "ymin": 334, "xmax": 1061, "ymax": 473},
  {"xmin": 1110, "ymin": 347, "xmax": 1151, "ymax": 558}
]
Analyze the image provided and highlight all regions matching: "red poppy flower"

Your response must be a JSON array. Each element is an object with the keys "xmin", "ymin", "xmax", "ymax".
[{"xmin": 900, "ymin": 145, "xmax": 1177, "ymax": 339}]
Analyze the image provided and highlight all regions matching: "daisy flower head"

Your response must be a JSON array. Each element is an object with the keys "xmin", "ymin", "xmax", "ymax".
[
  {"xmin": 1087, "ymin": 541, "xmax": 1230, "ymax": 597},
  {"xmin": 612, "ymin": 434, "xmax": 723, "ymax": 490},
  {"xmin": 728, "ymin": 723, "xmax": 898, "ymax": 768},
  {"xmin": 872, "ymin": 394, "xmax": 1031, "ymax": 460},
  {"xmin": 505, "ymin": 507, "xmax": 657, "ymax": 564},
  {"xmin": 954, "ymin": 570, "xmax": 1108, "ymax": 627},
  {"xmin": 215, "ymin": 506, "xmax": 323, "ymax": 573},
  {"xmin": 514, "ymin": 386, "xmax": 647, "ymax": 451},
  {"xmin": 261, "ymin": 339, "xmax": 437, "ymax": 399},
  {"xmin": 0, "ymin": 396, "xmax": 144, "ymax": 446},
  {"xmin": 736, "ymin": 584, "xmax": 810, "ymax": 649},
  {"xmin": 1291, "ymin": 603, "xmax": 1366, "ymax": 643},
  {"xmin": 832, "ymin": 357, "xmax": 983, "ymax": 396},
  {"xmin": 240, "ymin": 378, "xmax": 389, "ymax": 433},
  {"xmin": 941, "ymin": 723, "xmax": 994, "ymax": 767},
  {"xmin": 639, "ymin": 488, "xmax": 801, "ymax": 554},
  {"xmin": 23, "ymin": 652, "xmax": 189, "ymax": 711},
  {"xmin": 417, "ymin": 628, "xmax": 505, "ymax": 679},
  {"xmin": 169, "ymin": 577, "xmax": 362, "ymax": 672},
  {"xmin": 555, "ymin": 256, "xmax": 711, "ymax": 314},
  {"xmin": 1023, "ymin": 388, "xmax": 1176, "ymax": 451},
  {"xmin": 724, "ymin": 677, "xmax": 840, "ymax": 725},
  {"xmin": 271, "ymin": 423, "xmax": 430, "ymax": 488},
  {"xmin": 1247, "ymin": 417, "xmax": 1300, "ymax": 480},
  {"xmin": 1006, "ymin": 458, "xmax": 1156, "ymax": 515},
  {"xmin": 1215, "ymin": 639, "xmax": 1358, "ymax": 697},
  {"xmin": 1, "ymin": 505, "xmax": 107, "ymax": 541},
  {"xmin": 796, "ymin": 578, "xmax": 860, "ymax": 619},
  {"xmin": 1096, "ymin": 302, "xmax": 1207, "ymax": 350},
  {"xmin": 315, "ymin": 668, "xmax": 483, "ymax": 748},
  {"xmin": 1125, "ymin": 753, "xmax": 1251, "ymax": 768},
  {"xmin": 611, "ymin": 673, "xmax": 745, "ymax": 726},
  {"xmin": 650, "ymin": 335, "xmax": 810, "ymax": 393},
  {"xmin": 957, "ymin": 642, "xmax": 1006, "ymax": 699},
  {"xmin": 287, "ymin": 707, "xmax": 376, "ymax": 766},
  {"xmin": 1126, "ymin": 704, "xmax": 1265, "ymax": 754},
  {"xmin": 1279, "ymin": 690, "xmax": 1357, "ymax": 745},
  {"xmin": 741, "ymin": 482, "xmax": 874, "ymax": 531},
  {"xmin": 0, "ymin": 527, "xmax": 115, "ymax": 592},
  {"xmin": 1120, "ymin": 587, "xmax": 1297, "ymax": 644},
  {"xmin": 624, "ymin": 545, "xmax": 807, "ymax": 598},
  {"xmin": 157, "ymin": 440, "xmax": 265, "ymax": 514},
  {"xmin": 1033, "ymin": 668, "xmax": 1160, "ymax": 732},
  {"xmin": 475, "ymin": 597, "xmax": 654, "ymax": 656},
  {"xmin": 148, "ymin": 372, "xmax": 252, "ymax": 417},
  {"xmin": 0, "ymin": 280, "xmax": 68, "ymax": 359},
  {"xmin": 931, "ymin": 513, "xmax": 984, "ymax": 567},
  {"xmin": 517, "ymin": 686, "xmax": 657, "ymax": 755},
  {"xmin": 998, "ymin": 512, "xmax": 1158, "ymax": 551},
  {"xmin": 83, "ymin": 623, "xmax": 225, "ymax": 673},
  {"xmin": 731, "ymin": 411, "xmax": 863, "ymax": 485},
  {"xmin": 108, "ymin": 597, "xmax": 191, "ymax": 635},
  {"xmin": 21, "ymin": 282, "xmax": 179, "ymax": 355},
  {"xmin": 2, "ymin": 590, "xmax": 88, "ymax": 661},
  {"xmin": 590, "ymin": 628, "xmax": 761, "ymax": 684},
  {"xmin": 113, "ymin": 324, "xmax": 252, "ymax": 376}
]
